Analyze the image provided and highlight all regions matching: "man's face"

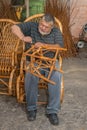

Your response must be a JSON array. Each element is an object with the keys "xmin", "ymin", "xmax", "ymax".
[{"xmin": 38, "ymin": 19, "xmax": 53, "ymax": 35}]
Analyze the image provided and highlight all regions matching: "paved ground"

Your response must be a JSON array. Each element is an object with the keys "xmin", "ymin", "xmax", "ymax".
[{"xmin": 0, "ymin": 48, "xmax": 87, "ymax": 130}]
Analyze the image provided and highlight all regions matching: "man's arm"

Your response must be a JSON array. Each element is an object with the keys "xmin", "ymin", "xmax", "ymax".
[
  {"xmin": 11, "ymin": 25, "xmax": 32, "ymax": 43},
  {"xmin": 34, "ymin": 42, "xmax": 61, "ymax": 49}
]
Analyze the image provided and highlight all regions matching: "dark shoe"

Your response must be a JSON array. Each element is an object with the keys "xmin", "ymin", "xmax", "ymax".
[
  {"xmin": 46, "ymin": 113, "xmax": 59, "ymax": 125},
  {"xmin": 27, "ymin": 110, "xmax": 37, "ymax": 121}
]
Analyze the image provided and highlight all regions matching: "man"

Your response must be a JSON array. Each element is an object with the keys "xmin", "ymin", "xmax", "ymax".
[{"xmin": 12, "ymin": 14, "xmax": 64, "ymax": 125}]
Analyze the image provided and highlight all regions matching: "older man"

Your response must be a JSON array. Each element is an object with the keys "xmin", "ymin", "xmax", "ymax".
[{"xmin": 12, "ymin": 14, "xmax": 64, "ymax": 125}]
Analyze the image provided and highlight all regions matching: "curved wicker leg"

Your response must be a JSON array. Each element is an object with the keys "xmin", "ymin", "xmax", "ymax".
[
  {"xmin": 9, "ymin": 68, "xmax": 16, "ymax": 95},
  {"xmin": 16, "ymin": 74, "xmax": 25, "ymax": 103}
]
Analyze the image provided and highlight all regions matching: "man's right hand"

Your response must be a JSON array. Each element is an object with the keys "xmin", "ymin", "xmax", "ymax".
[{"xmin": 22, "ymin": 36, "xmax": 32, "ymax": 43}]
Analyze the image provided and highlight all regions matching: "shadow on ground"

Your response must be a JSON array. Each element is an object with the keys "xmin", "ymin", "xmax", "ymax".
[{"xmin": 0, "ymin": 48, "xmax": 87, "ymax": 130}]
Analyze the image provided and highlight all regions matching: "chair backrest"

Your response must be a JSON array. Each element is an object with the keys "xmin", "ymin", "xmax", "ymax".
[
  {"xmin": 0, "ymin": 19, "xmax": 22, "ymax": 71},
  {"xmin": 25, "ymin": 13, "xmax": 62, "ymax": 32}
]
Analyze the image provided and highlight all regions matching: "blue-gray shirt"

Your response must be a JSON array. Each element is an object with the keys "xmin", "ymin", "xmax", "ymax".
[{"xmin": 17, "ymin": 22, "xmax": 64, "ymax": 59}]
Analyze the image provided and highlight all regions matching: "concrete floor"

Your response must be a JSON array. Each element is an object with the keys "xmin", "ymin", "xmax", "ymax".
[{"xmin": 0, "ymin": 48, "xmax": 87, "ymax": 130}]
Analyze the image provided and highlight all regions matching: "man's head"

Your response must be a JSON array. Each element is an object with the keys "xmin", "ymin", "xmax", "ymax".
[{"xmin": 38, "ymin": 14, "xmax": 55, "ymax": 35}]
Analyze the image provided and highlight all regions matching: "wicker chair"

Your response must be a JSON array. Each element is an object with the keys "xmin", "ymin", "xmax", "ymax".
[
  {"xmin": 16, "ymin": 14, "xmax": 66, "ymax": 104},
  {"xmin": 0, "ymin": 19, "xmax": 24, "ymax": 95}
]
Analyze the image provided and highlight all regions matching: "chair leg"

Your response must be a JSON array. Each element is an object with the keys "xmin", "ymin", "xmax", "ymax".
[
  {"xmin": 16, "ymin": 75, "xmax": 25, "ymax": 103},
  {"xmin": 9, "ymin": 68, "xmax": 17, "ymax": 95}
]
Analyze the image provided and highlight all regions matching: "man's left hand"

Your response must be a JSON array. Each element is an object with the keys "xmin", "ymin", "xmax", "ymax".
[{"xmin": 34, "ymin": 42, "xmax": 44, "ymax": 48}]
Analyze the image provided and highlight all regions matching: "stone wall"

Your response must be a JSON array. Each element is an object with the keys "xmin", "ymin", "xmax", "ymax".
[{"xmin": 70, "ymin": 0, "xmax": 87, "ymax": 38}]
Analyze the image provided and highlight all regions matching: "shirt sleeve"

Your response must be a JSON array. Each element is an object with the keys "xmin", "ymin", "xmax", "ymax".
[{"xmin": 16, "ymin": 22, "xmax": 32, "ymax": 36}]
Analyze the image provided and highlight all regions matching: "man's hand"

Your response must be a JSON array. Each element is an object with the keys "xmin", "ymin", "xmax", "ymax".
[
  {"xmin": 22, "ymin": 36, "xmax": 32, "ymax": 43},
  {"xmin": 34, "ymin": 42, "xmax": 44, "ymax": 48}
]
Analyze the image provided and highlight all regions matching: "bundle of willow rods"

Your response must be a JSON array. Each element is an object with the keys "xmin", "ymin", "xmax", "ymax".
[
  {"xmin": 44, "ymin": 0, "xmax": 78, "ymax": 58},
  {"xmin": 0, "ymin": 0, "xmax": 18, "ymax": 21}
]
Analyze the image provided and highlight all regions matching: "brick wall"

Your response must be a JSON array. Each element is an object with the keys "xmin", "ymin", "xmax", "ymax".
[{"xmin": 70, "ymin": 0, "xmax": 87, "ymax": 38}]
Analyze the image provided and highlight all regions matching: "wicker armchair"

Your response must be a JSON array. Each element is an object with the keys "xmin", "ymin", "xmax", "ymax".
[
  {"xmin": 0, "ymin": 19, "xmax": 24, "ymax": 95},
  {"xmin": 16, "ymin": 14, "xmax": 66, "ymax": 104}
]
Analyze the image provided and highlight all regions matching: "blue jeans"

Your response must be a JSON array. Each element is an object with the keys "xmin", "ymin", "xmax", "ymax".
[{"xmin": 25, "ymin": 60, "xmax": 62, "ymax": 114}]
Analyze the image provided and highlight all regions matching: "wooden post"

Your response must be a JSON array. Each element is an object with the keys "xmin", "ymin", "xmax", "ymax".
[{"xmin": 25, "ymin": 0, "xmax": 29, "ymax": 17}]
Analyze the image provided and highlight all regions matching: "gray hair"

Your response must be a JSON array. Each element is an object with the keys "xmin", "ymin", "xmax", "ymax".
[{"xmin": 42, "ymin": 14, "xmax": 55, "ymax": 25}]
